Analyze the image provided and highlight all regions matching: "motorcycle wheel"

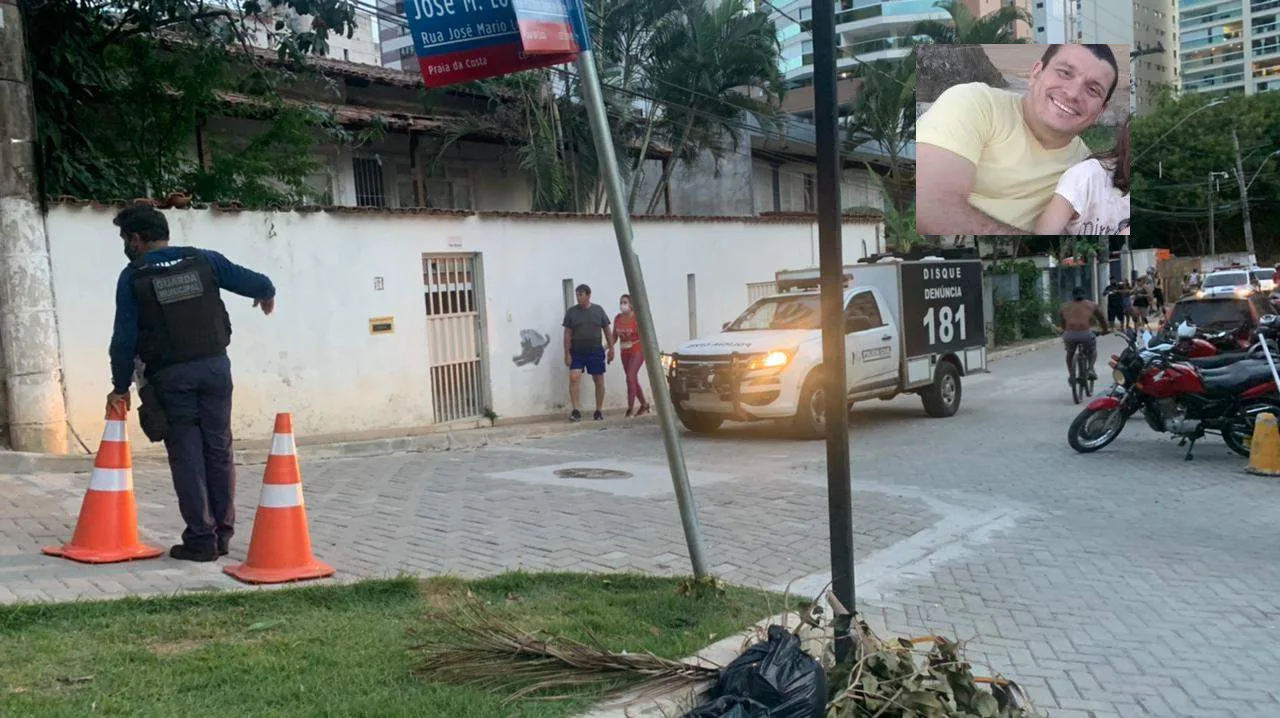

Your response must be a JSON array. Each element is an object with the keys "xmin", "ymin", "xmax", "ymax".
[
  {"xmin": 1222, "ymin": 398, "xmax": 1280, "ymax": 457},
  {"xmin": 1068, "ymin": 406, "xmax": 1126, "ymax": 453}
]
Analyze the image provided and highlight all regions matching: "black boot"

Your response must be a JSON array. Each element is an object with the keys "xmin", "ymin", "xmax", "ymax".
[{"xmin": 169, "ymin": 544, "xmax": 217, "ymax": 562}]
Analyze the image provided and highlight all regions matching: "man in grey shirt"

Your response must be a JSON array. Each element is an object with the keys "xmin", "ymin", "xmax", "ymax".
[{"xmin": 562, "ymin": 284, "xmax": 614, "ymax": 421}]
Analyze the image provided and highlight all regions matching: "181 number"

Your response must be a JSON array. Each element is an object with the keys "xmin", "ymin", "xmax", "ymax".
[{"xmin": 923, "ymin": 305, "xmax": 967, "ymax": 345}]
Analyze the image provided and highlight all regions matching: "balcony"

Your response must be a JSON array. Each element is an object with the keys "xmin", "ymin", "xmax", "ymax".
[
  {"xmin": 800, "ymin": 34, "xmax": 929, "ymax": 68},
  {"xmin": 801, "ymin": 0, "xmax": 947, "ymax": 33}
]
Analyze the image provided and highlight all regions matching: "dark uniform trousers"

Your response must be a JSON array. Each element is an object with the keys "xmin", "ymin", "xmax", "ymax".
[{"xmin": 152, "ymin": 353, "xmax": 237, "ymax": 551}]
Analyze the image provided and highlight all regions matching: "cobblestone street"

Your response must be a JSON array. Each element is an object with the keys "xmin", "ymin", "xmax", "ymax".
[{"xmin": 5, "ymin": 338, "xmax": 1280, "ymax": 716}]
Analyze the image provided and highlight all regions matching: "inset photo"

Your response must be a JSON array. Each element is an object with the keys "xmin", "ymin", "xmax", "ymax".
[{"xmin": 914, "ymin": 43, "xmax": 1131, "ymax": 237}]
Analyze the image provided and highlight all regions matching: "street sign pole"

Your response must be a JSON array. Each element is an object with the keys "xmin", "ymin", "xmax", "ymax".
[
  {"xmin": 573, "ymin": 49, "xmax": 710, "ymax": 580},
  {"xmin": 811, "ymin": 0, "xmax": 856, "ymax": 662}
]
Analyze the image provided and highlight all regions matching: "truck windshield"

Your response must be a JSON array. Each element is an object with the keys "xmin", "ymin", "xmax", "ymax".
[
  {"xmin": 726, "ymin": 295, "xmax": 823, "ymax": 331},
  {"xmin": 1203, "ymin": 272, "xmax": 1248, "ymax": 288}
]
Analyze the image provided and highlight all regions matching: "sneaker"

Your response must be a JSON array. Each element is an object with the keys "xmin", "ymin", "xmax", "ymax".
[
  {"xmin": 169, "ymin": 544, "xmax": 217, "ymax": 562},
  {"xmin": 593, "ymin": 410, "xmax": 604, "ymax": 421},
  {"xmin": 625, "ymin": 408, "xmax": 634, "ymax": 418},
  {"xmin": 637, "ymin": 403, "xmax": 651, "ymax": 416},
  {"xmin": 569, "ymin": 409, "xmax": 582, "ymax": 423}
]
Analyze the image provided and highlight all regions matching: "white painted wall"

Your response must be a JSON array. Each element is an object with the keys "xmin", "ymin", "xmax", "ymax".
[{"xmin": 45, "ymin": 207, "xmax": 880, "ymax": 447}]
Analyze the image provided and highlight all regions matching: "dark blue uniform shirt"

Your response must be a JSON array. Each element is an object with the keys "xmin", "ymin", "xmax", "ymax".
[{"xmin": 109, "ymin": 247, "xmax": 275, "ymax": 394}]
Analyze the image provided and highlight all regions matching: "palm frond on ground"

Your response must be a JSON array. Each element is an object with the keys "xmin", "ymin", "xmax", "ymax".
[{"xmin": 413, "ymin": 597, "xmax": 720, "ymax": 704}]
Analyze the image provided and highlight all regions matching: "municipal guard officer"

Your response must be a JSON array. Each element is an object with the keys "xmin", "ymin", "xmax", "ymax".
[{"xmin": 106, "ymin": 205, "xmax": 277, "ymax": 562}]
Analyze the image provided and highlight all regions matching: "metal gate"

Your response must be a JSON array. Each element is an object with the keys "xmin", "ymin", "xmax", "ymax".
[{"xmin": 423, "ymin": 254, "xmax": 486, "ymax": 423}]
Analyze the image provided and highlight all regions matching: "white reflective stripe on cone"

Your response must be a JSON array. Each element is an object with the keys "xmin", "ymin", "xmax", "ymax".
[
  {"xmin": 258, "ymin": 482, "xmax": 304, "ymax": 508},
  {"xmin": 88, "ymin": 467, "xmax": 133, "ymax": 492},
  {"xmin": 102, "ymin": 420, "xmax": 128, "ymax": 442},
  {"xmin": 270, "ymin": 433, "xmax": 296, "ymax": 456}
]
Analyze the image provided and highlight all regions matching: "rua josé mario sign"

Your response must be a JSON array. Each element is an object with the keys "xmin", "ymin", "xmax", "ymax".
[{"xmin": 404, "ymin": 0, "xmax": 588, "ymax": 87}]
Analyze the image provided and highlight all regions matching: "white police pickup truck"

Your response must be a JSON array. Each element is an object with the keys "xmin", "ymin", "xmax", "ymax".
[{"xmin": 661, "ymin": 257, "xmax": 989, "ymax": 437}]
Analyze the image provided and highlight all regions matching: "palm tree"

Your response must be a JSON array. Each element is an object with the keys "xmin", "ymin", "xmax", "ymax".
[
  {"xmin": 844, "ymin": 52, "xmax": 917, "ymax": 213},
  {"xmin": 914, "ymin": 0, "xmax": 1033, "ymax": 44},
  {"xmin": 640, "ymin": 0, "xmax": 784, "ymax": 215}
]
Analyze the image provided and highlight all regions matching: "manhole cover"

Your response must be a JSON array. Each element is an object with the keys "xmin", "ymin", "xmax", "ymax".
[{"xmin": 553, "ymin": 467, "xmax": 634, "ymax": 480}]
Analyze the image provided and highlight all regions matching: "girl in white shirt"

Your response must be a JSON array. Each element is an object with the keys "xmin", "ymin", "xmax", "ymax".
[{"xmin": 1035, "ymin": 117, "xmax": 1130, "ymax": 236}]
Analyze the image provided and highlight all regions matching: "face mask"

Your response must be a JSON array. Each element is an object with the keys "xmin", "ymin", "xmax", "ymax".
[{"xmin": 123, "ymin": 240, "xmax": 141, "ymax": 262}]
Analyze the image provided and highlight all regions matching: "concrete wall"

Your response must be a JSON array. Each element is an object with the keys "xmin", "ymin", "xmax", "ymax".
[{"xmin": 45, "ymin": 206, "xmax": 881, "ymax": 446}]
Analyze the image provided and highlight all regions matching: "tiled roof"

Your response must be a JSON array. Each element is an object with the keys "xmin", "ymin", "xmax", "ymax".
[{"xmin": 49, "ymin": 196, "xmax": 885, "ymax": 224}]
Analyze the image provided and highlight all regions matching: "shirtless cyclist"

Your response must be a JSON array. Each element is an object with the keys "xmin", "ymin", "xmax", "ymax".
[{"xmin": 1059, "ymin": 287, "xmax": 1110, "ymax": 384}]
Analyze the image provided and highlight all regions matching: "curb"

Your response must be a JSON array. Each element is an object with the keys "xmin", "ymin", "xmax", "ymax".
[
  {"xmin": 1, "ymin": 415, "xmax": 661, "ymax": 473},
  {"xmin": 226, "ymin": 414, "xmax": 659, "ymax": 465},
  {"xmin": 0, "ymin": 451, "xmax": 103, "ymax": 475},
  {"xmin": 988, "ymin": 337, "xmax": 1060, "ymax": 362},
  {"xmin": 575, "ymin": 609, "xmax": 827, "ymax": 718}
]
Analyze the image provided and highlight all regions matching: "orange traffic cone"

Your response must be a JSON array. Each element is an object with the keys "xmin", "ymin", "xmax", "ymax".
[
  {"xmin": 43, "ymin": 405, "xmax": 164, "ymax": 563},
  {"xmin": 223, "ymin": 413, "xmax": 335, "ymax": 584}
]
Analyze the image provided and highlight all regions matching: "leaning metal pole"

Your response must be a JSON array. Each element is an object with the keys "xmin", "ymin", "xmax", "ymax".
[
  {"xmin": 811, "ymin": 0, "xmax": 856, "ymax": 662},
  {"xmin": 574, "ymin": 49, "xmax": 709, "ymax": 579}
]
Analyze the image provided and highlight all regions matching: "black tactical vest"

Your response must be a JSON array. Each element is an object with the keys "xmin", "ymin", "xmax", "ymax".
[{"xmin": 131, "ymin": 248, "xmax": 231, "ymax": 376}]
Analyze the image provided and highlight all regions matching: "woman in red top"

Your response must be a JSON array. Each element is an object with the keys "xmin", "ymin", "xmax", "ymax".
[{"xmin": 613, "ymin": 294, "xmax": 650, "ymax": 417}]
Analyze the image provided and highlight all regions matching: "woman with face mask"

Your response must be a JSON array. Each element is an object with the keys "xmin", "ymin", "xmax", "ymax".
[{"xmin": 612, "ymin": 294, "xmax": 650, "ymax": 417}]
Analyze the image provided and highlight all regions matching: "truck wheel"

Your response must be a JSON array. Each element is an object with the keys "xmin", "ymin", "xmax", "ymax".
[
  {"xmin": 677, "ymin": 410, "xmax": 724, "ymax": 434},
  {"xmin": 792, "ymin": 372, "xmax": 827, "ymax": 439},
  {"xmin": 921, "ymin": 361, "xmax": 961, "ymax": 418}
]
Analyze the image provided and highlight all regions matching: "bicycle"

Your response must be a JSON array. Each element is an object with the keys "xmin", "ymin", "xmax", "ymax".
[{"xmin": 1069, "ymin": 331, "xmax": 1103, "ymax": 405}]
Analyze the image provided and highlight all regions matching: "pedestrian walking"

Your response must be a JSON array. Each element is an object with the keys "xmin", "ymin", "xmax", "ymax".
[
  {"xmin": 562, "ymin": 284, "xmax": 614, "ymax": 422},
  {"xmin": 107, "ymin": 205, "xmax": 276, "ymax": 562},
  {"xmin": 612, "ymin": 294, "xmax": 650, "ymax": 418}
]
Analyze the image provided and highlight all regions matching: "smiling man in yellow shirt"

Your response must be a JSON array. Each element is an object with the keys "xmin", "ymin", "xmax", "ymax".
[{"xmin": 916, "ymin": 44, "xmax": 1119, "ymax": 235}]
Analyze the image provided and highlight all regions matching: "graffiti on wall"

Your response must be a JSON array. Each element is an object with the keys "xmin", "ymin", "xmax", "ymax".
[{"xmin": 512, "ymin": 329, "xmax": 552, "ymax": 366}]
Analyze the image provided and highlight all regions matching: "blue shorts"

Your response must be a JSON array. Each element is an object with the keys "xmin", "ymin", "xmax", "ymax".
[{"xmin": 570, "ymin": 349, "xmax": 607, "ymax": 376}]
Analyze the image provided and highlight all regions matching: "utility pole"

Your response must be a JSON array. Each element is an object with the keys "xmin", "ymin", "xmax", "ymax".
[
  {"xmin": 1206, "ymin": 171, "xmax": 1228, "ymax": 256},
  {"xmin": 1231, "ymin": 129, "xmax": 1255, "ymax": 258},
  {"xmin": 811, "ymin": 0, "xmax": 856, "ymax": 663},
  {"xmin": 0, "ymin": 0, "xmax": 70, "ymax": 453}
]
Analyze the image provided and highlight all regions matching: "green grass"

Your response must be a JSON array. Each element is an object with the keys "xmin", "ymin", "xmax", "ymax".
[
  {"xmin": 1081, "ymin": 124, "xmax": 1117, "ymax": 153},
  {"xmin": 0, "ymin": 573, "xmax": 793, "ymax": 717}
]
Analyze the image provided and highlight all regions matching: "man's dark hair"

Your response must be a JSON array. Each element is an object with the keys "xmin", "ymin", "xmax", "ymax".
[
  {"xmin": 575, "ymin": 284, "xmax": 591, "ymax": 295},
  {"xmin": 1038, "ymin": 44, "xmax": 1119, "ymax": 105},
  {"xmin": 113, "ymin": 205, "xmax": 170, "ymax": 244},
  {"xmin": 1073, "ymin": 287, "xmax": 1086, "ymax": 301}
]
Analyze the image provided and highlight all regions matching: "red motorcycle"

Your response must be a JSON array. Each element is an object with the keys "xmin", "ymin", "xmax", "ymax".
[{"xmin": 1068, "ymin": 320, "xmax": 1280, "ymax": 460}]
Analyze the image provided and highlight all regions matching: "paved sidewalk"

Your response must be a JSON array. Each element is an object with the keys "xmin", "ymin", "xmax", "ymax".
[
  {"xmin": 1, "ymin": 425, "xmax": 940, "ymax": 604},
  {"xmin": 7, "ymin": 338, "xmax": 1280, "ymax": 717}
]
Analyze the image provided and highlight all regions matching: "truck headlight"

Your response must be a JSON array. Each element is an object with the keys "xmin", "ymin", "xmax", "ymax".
[
  {"xmin": 748, "ymin": 350, "xmax": 793, "ymax": 370},
  {"xmin": 762, "ymin": 351, "xmax": 790, "ymax": 368}
]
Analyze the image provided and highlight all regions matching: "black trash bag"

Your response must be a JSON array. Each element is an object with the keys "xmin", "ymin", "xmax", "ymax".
[{"xmin": 683, "ymin": 625, "xmax": 827, "ymax": 718}]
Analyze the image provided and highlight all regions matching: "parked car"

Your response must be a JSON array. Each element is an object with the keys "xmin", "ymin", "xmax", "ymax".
[
  {"xmin": 1252, "ymin": 267, "xmax": 1276, "ymax": 292},
  {"xmin": 1158, "ymin": 291, "xmax": 1273, "ymax": 346}
]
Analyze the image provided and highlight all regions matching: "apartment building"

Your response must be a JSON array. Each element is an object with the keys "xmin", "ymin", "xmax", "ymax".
[
  {"xmin": 1180, "ymin": 0, "xmax": 1280, "ymax": 95},
  {"xmin": 1134, "ymin": 0, "xmax": 1180, "ymax": 112}
]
